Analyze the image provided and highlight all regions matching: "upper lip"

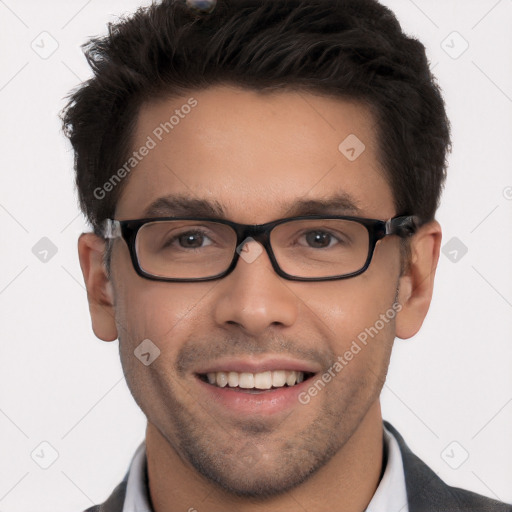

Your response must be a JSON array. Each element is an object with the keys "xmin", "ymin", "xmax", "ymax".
[{"xmin": 194, "ymin": 357, "xmax": 321, "ymax": 375}]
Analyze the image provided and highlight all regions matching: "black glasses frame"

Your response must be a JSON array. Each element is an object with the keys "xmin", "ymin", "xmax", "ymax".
[{"xmin": 100, "ymin": 214, "xmax": 419, "ymax": 282}]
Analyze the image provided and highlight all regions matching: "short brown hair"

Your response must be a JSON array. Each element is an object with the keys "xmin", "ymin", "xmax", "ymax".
[{"xmin": 61, "ymin": 0, "xmax": 451, "ymax": 274}]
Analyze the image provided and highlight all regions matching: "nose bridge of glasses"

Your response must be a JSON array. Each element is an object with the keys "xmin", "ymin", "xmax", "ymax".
[
  {"xmin": 239, "ymin": 223, "xmax": 269, "ymax": 242},
  {"xmin": 232, "ymin": 223, "xmax": 275, "ymax": 265}
]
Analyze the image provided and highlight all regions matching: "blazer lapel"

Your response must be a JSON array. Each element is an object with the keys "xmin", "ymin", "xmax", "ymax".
[
  {"xmin": 84, "ymin": 472, "xmax": 129, "ymax": 512},
  {"xmin": 383, "ymin": 420, "xmax": 511, "ymax": 512}
]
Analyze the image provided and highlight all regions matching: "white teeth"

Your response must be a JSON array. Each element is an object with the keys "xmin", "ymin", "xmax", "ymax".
[
  {"xmin": 228, "ymin": 371, "xmax": 239, "ymax": 387},
  {"xmin": 238, "ymin": 372, "xmax": 255, "ymax": 388},
  {"xmin": 216, "ymin": 371, "xmax": 228, "ymax": 388},
  {"xmin": 254, "ymin": 371, "xmax": 272, "ymax": 389},
  {"xmin": 286, "ymin": 370, "xmax": 298, "ymax": 386},
  {"xmin": 204, "ymin": 370, "xmax": 307, "ymax": 389},
  {"xmin": 272, "ymin": 370, "xmax": 287, "ymax": 387}
]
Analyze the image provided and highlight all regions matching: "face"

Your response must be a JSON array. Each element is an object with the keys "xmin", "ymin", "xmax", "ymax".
[{"xmin": 85, "ymin": 86, "xmax": 410, "ymax": 497}]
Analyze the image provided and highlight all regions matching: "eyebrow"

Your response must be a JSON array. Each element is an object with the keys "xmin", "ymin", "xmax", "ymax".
[{"xmin": 141, "ymin": 192, "xmax": 362, "ymax": 219}]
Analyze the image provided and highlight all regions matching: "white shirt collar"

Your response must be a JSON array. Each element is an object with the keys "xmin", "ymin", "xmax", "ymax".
[
  {"xmin": 122, "ymin": 423, "xmax": 408, "ymax": 512},
  {"xmin": 122, "ymin": 439, "xmax": 151, "ymax": 512},
  {"xmin": 366, "ymin": 423, "xmax": 409, "ymax": 512}
]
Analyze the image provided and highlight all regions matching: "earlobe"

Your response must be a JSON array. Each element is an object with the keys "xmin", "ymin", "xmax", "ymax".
[
  {"xmin": 77, "ymin": 233, "xmax": 118, "ymax": 342},
  {"xmin": 395, "ymin": 220, "xmax": 442, "ymax": 340}
]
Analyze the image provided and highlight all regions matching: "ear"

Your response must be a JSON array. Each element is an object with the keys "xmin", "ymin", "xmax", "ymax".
[
  {"xmin": 77, "ymin": 233, "xmax": 118, "ymax": 342},
  {"xmin": 395, "ymin": 220, "xmax": 442, "ymax": 339}
]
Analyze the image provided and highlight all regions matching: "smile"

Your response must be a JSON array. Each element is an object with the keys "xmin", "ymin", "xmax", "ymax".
[{"xmin": 198, "ymin": 370, "xmax": 315, "ymax": 391}]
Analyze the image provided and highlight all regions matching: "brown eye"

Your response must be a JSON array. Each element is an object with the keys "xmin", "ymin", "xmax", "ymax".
[{"xmin": 304, "ymin": 231, "xmax": 335, "ymax": 249}]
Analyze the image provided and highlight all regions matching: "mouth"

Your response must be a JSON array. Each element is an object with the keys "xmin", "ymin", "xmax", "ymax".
[
  {"xmin": 197, "ymin": 370, "xmax": 316, "ymax": 393},
  {"xmin": 193, "ymin": 357, "xmax": 321, "ymax": 414}
]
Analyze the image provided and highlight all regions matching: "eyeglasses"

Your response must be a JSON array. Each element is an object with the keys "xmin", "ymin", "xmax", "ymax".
[{"xmin": 100, "ymin": 214, "xmax": 419, "ymax": 282}]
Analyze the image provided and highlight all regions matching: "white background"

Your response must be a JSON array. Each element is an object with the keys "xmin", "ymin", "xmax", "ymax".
[{"xmin": 0, "ymin": 0, "xmax": 511, "ymax": 510}]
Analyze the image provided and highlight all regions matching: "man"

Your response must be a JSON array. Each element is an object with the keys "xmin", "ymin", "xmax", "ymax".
[{"xmin": 61, "ymin": 0, "xmax": 511, "ymax": 510}]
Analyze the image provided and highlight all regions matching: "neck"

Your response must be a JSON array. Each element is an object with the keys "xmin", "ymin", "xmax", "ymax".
[{"xmin": 146, "ymin": 401, "xmax": 385, "ymax": 512}]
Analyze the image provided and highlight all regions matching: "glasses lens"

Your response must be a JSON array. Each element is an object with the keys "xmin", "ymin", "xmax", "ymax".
[
  {"xmin": 271, "ymin": 219, "xmax": 369, "ymax": 278},
  {"xmin": 136, "ymin": 220, "xmax": 237, "ymax": 279},
  {"xmin": 134, "ymin": 218, "xmax": 370, "ymax": 280}
]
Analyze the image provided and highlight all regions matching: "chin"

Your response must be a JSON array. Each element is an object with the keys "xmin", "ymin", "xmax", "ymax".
[
  {"xmin": 194, "ymin": 461, "xmax": 318, "ymax": 499},
  {"xmin": 179, "ymin": 433, "xmax": 336, "ymax": 499}
]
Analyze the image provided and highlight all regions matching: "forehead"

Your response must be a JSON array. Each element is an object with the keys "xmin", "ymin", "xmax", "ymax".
[{"xmin": 115, "ymin": 85, "xmax": 395, "ymax": 221}]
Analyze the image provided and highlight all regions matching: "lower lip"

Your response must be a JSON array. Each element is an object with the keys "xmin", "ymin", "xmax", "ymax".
[{"xmin": 196, "ymin": 376, "xmax": 314, "ymax": 416}]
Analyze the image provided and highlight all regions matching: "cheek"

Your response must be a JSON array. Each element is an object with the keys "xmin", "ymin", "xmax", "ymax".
[
  {"xmin": 114, "ymin": 269, "xmax": 217, "ymax": 344},
  {"xmin": 292, "ymin": 272, "xmax": 398, "ymax": 346},
  {"xmin": 113, "ymin": 283, "xmax": 210, "ymax": 419},
  {"xmin": 317, "ymin": 307, "xmax": 396, "ymax": 408}
]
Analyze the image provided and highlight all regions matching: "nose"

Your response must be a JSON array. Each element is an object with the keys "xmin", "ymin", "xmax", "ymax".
[{"xmin": 213, "ymin": 239, "xmax": 299, "ymax": 336}]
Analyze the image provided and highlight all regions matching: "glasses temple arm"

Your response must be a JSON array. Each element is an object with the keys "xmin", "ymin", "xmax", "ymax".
[
  {"xmin": 99, "ymin": 219, "xmax": 122, "ymax": 239},
  {"xmin": 385, "ymin": 215, "xmax": 421, "ymax": 237}
]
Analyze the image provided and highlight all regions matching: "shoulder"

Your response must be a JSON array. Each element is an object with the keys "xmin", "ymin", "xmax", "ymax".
[{"xmin": 384, "ymin": 420, "xmax": 512, "ymax": 512}]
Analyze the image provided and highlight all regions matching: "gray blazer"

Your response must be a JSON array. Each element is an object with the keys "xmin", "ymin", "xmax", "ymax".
[{"xmin": 84, "ymin": 421, "xmax": 512, "ymax": 512}]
